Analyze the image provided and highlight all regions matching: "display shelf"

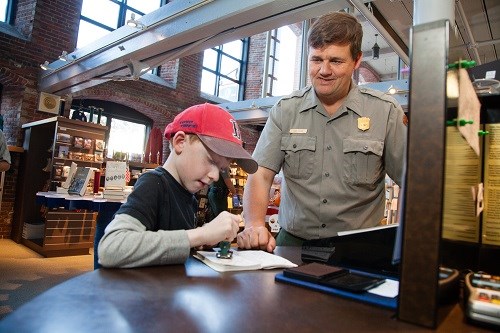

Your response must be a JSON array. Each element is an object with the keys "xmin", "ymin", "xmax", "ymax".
[
  {"xmin": 53, "ymin": 157, "xmax": 102, "ymax": 163},
  {"xmin": 127, "ymin": 161, "xmax": 160, "ymax": 170},
  {"xmin": 21, "ymin": 209, "xmax": 98, "ymax": 257},
  {"xmin": 12, "ymin": 117, "xmax": 108, "ymax": 250}
]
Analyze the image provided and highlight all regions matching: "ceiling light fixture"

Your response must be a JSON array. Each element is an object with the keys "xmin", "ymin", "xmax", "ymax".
[
  {"xmin": 387, "ymin": 85, "xmax": 409, "ymax": 95},
  {"xmin": 58, "ymin": 51, "xmax": 68, "ymax": 62},
  {"xmin": 372, "ymin": 34, "xmax": 380, "ymax": 60},
  {"xmin": 127, "ymin": 59, "xmax": 151, "ymax": 77},
  {"xmin": 126, "ymin": 13, "xmax": 146, "ymax": 30},
  {"xmin": 40, "ymin": 61, "xmax": 50, "ymax": 70}
]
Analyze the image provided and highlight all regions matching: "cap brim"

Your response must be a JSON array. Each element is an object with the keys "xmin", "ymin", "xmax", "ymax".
[{"xmin": 198, "ymin": 135, "xmax": 258, "ymax": 174}]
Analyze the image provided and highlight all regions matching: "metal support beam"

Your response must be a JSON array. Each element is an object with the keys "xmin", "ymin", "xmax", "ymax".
[
  {"xmin": 349, "ymin": 0, "xmax": 410, "ymax": 66},
  {"xmin": 39, "ymin": 0, "xmax": 354, "ymax": 95},
  {"xmin": 456, "ymin": 0, "xmax": 482, "ymax": 65}
]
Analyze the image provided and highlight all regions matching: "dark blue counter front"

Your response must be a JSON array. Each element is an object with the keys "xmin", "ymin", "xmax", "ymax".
[{"xmin": 36, "ymin": 192, "xmax": 124, "ymax": 269}]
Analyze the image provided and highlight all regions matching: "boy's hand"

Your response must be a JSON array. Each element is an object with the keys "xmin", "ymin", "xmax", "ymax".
[
  {"xmin": 237, "ymin": 226, "xmax": 276, "ymax": 253},
  {"xmin": 201, "ymin": 211, "xmax": 240, "ymax": 246}
]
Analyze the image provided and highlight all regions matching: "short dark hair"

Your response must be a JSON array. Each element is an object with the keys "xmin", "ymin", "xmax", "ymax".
[{"xmin": 307, "ymin": 12, "xmax": 363, "ymax": 60}]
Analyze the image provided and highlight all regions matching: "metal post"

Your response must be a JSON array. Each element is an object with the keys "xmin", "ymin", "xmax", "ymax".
[{"xmin": 398, "ymin": 19, "xmax": 449, "ymax": 328}]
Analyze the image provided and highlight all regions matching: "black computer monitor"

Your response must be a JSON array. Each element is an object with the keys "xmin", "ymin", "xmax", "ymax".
[{"xmin": 302, "ymin": 223, "xmax": 400, "ymax": 278}]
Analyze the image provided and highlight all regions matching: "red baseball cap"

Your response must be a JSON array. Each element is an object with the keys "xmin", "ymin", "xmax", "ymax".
[{"xmin": 164, "ymin": 103, "xmax": 258, "ymax": 174}]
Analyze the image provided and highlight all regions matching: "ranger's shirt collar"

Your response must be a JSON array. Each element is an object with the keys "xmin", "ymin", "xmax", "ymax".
[{"xmin": 297, "ymin": 81, "xmax": 367, "ymax": 118}]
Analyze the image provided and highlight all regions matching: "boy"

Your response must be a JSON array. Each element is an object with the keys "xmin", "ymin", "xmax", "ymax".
[{"xmin": 98, "ymin": 103, "xmax": 258, "ymax": 268}]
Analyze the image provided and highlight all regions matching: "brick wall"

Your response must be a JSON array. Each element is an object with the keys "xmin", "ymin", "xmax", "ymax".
[
  {"xmin": 0, "ymin": 0, "xmax": 262, "ymax": 238},
  {"xmin": 245, "ymin": 32, "xmax": 267, "ymax": 99},
  {"xmin": 358, "ymin": 63, "xmax": 381, "ymax": 83}
]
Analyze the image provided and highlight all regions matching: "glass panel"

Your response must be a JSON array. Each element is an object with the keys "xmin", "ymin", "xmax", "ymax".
[
  {"xmin": 201, "ymin": 70, "xmax": 216, "ymax": 95},
  {"xmin": 69, "ymin": 109, "xmax": 107, "ymax": 126},
  {"xmin": 81, "ymin": 0, "xmax": 120, "ymax": 28},
  {"xmin": 222, "ymin": 40, "xmax": 243, "ymax": 59},
  {"xmin": 272, "ymin": 25, "xmax": 300, "ymax": 96},
  {"xmin": 107, "ymin": 118, "xmax": 146, "ymax": 158},
  {"xmin": 220, "ymin": 55, "xmax": 240, "ymax": 80},
  {"xmin": 77, "ymin": 20, "xmax": 111, "ymax": 49},
  {"xmin": 126, "ymin": 0, "xmax": 161, "ymax": 14},
  {"xmin": 0, "ymin": 0, "xmax": 7, "ymax": 22},
  {"xmin": 202, "ymin": 49, "xmax": 218, "ymax": 70},
  {"xmin": 218, "ymin": 79, "xmax": 239, "ymax": 102},
  {"xmin": 98, "ymin": 115, "xmax": 108, "ymax": 127}
]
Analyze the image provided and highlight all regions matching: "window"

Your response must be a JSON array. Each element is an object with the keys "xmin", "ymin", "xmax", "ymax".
[
  {"xmin": 77, "ymin": 0, "xmax": 164, "ymax": 49},
  {"xmin": 264, "ymin": 24, "xmax": 303, "ymax": 97},
  {"xmin": 0, "ymin": 0, "xmax": 14, "ymax": 24},
  {"xmin": 201, "ymin": 39, "xmax": 249, "ymax": 102},
  {"xmin": 107, "ymin": 118, "xmax": 146, "ymax": 159},
  {"xmin": 70, "ymin": 101, "xmax": 151, "ymax": 160}
]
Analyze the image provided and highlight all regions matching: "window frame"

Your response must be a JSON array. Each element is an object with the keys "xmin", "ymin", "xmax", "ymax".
[
  {"xmin": 265, "ymin": 28, "xmax": 280, "ymax": 97},
  {"xmin": 77, "ymin": 0, "xmax": 166, "ymax": 48},
  {"xmin": 201, "ymin": 38, "xmax": 249, "ymax": 102}
]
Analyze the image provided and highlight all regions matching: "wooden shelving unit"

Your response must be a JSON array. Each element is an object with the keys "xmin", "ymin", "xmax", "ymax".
[
  {"xmin": 228, "ymin": 163, "xmax": 247, "ymax": 214},
  {"xmin": 12, "ymin": 117, "xmax": 108, "ymax": 257}
]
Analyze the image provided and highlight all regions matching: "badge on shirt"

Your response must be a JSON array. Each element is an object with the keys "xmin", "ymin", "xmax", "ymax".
[
  {"xmin": 358, "ymin": 117, "xmax": 370, "ymax": 131},
  {"xmin": 289, "ymin": 128, "xmax": 308, "ymax": 134}
]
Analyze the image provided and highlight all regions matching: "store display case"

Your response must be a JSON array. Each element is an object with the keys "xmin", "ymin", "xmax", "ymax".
[{"xmin": 12, "ymin": 117, "xmax": 108, "ymax": 256}]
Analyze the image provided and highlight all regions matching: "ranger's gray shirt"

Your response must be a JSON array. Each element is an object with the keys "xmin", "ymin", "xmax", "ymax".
[{"xmin": 253, "ymin": 83, "xmax": 407, "ymax": 239}]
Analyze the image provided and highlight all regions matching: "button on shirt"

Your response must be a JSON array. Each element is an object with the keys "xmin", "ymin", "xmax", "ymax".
[{"xmin": 253, "ymin": 83, "xmax": 407, "ymax": 239}]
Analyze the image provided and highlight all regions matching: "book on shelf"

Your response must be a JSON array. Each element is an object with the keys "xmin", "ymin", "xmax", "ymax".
[
  {"xmin": 193, "ymin": 249, "xmax": 297, "ymax": 272},
  {"xmin": 57, "ymin": 145, "xmax": 69, "ymax": 158},
  {"xmin": 68, "ymin": 167, "xmax": 93, "ymax": 196},
  {"xmin": 443, "ymin": 123, "xmax": 500, "ymax": 246},
  {"xmin": 61, "ymin": 162, "xmax": 78, "ymax": 189}
]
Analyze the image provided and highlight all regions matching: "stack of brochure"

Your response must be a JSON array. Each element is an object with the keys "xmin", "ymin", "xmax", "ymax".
[{"xmin": 103, "ymin": 186, "xmax": 133, "ymax": 200}]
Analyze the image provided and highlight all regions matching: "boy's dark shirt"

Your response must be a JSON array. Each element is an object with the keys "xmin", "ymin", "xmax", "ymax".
[{"xmin": 116, "ymin": 167, "xmax": 198, "ymax": 231}]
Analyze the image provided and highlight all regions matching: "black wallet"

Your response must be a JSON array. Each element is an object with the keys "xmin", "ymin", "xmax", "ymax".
[
  {"xmin": 283, "ymin": 262, "xmax": 385, "ymax": 293},
  {"xmin": 283, "ymin": 262, "xmax": 347, "ymax": 283},
  {"xmin": 319, "ymin": 272, "xmax": 385, "ymax": 293}
]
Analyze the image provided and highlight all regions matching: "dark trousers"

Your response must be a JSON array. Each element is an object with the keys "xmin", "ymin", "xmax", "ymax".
[
  {"xmin": 207, "ymin": 187, "xmax": 228, "ymax": 219},
  {"xmin": 276, "ymin": 228, "xmax": 306, "ymax": 246}
]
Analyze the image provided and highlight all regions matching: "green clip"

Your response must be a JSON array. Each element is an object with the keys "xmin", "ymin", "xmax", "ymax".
[
  {"xmin": 478, "ymin": 130, "xmax": 489, "ymax": 136},
  {"xmin": 448, "ymin": 60, "xmax": 476, "ymax": 70},
  {"xmin": 446, "ymin": 119, "xmax": 473, "ymax": 126},
  {"xmin": 458, "ymin": 119, "xmax": 473, "ymax": 126},
  {"xmin": 216, "ymin": 241, "xmax": 233, "ymax": 259}
]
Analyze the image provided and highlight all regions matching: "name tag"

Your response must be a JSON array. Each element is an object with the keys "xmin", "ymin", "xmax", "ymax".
[{"xmin": 289, "ymin": 128, "xmax": 307, "ymax": 134}]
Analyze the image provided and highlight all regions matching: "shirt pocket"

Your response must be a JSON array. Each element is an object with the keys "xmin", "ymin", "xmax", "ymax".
[
  {"xmin": 281, "ymin": 135, "xmax": 316, "ymax": 180},
  {"xmin": 343, "ymin": 138, "xmax": 384, "ymax": 188}
]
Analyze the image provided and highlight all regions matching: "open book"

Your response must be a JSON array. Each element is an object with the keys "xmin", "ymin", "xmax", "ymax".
[{"xmin": 194, "ymin": 249, "xmax": 297, "ymax": 272}]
